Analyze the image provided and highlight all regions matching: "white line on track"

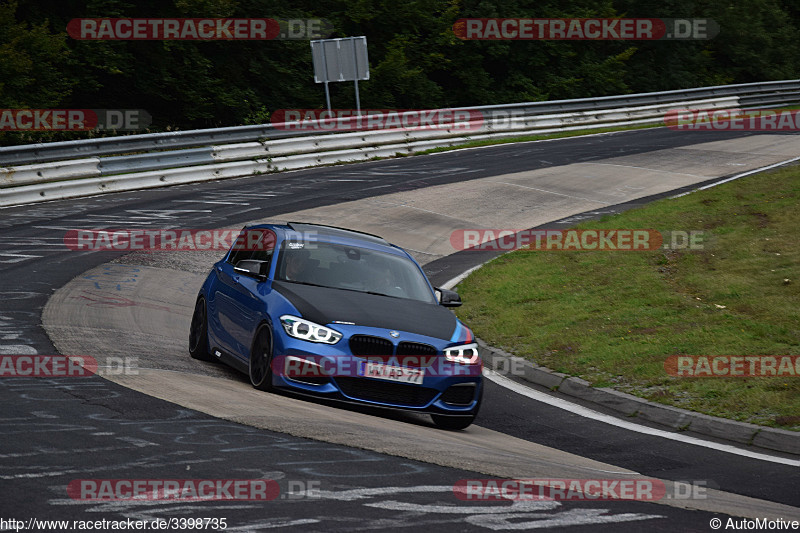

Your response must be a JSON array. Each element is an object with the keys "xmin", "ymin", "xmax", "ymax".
[
  {"xmin": 486, "ymin": 370, "xmax": 800, "ymax": 467},
  {"xmin": 670, "ymin": 155, "xmax": 800, "ymax": 198},
  {"xmin": 495, "ymin": 181, "xmax": 610, "ymax": 204},
  {"xmin": 171, "ymin": 200, "xmax": 246, "ymax": 205},
  {"xmin": 579, "ymin": 162, "xmax": 706, "ymax": 179}
]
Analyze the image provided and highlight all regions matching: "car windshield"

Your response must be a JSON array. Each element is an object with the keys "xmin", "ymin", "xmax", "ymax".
[{"xmin": 275, "ymin": 241, "xmax": 436, "ymax": 304}]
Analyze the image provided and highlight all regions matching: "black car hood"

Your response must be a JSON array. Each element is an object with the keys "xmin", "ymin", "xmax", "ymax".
[{"xmin": 272, "ymin": 281, "xmax": 457, "ymax": 339}]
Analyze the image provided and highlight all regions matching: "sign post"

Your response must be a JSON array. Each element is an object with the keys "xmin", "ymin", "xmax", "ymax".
[{"xmin": 310, "ymin": 37, "xmax": 369, "ymax": 114}]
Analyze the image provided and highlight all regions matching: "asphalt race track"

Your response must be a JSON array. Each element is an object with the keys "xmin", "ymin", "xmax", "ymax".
[{"xmin": 1, "ymin": 128, "xmax": 798, "ymax": 531}]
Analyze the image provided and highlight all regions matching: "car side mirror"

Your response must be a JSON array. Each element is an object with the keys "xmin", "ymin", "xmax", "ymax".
[
  {"xmin": 436, "ymin": 287, "xmax": 462, "ymax": 307},
  {"xmin": 234, "ymin": 259, "xmax": 270, "ymax": 281}
]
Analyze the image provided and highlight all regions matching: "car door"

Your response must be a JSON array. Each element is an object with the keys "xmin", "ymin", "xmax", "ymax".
[
  {"xmin": 211, "ymin": 255, "xmax": 249, "ymax": 358},
  {"xmin": 213, "ymin": 229, "xmax": 275, "ymax": 361}
]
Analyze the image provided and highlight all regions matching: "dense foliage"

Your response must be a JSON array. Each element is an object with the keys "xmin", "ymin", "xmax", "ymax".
[{"xmin": 1, "ymin": 0, "xmax": 798, "ymax": 143}]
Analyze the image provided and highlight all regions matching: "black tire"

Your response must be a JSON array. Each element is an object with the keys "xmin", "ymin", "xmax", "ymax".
[
  {"xmin": 431, "ymin": 414, "xmax": 476, "ymax": 431},
  {"xmin": 249, "ymin": 324, "xmax": 274, "ymax": 391},
  {"xmin": 189, "ymin": 297, "xmax": 213, "ymax": 361}
]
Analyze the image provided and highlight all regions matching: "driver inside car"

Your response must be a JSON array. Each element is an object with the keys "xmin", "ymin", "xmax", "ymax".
[{"xmin": 283, "ymin": 249, "xmax": 313, "ymax": 282}]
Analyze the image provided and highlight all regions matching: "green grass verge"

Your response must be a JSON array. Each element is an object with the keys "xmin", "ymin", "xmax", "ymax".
[{"xmin": 455, "ymin": 164, "xmax": 800, "ymax": 430}]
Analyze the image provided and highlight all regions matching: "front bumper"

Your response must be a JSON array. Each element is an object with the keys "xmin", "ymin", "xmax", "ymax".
[{"xmin": 270, "ymin": 325, "xmax": 483, "ymax": 414}]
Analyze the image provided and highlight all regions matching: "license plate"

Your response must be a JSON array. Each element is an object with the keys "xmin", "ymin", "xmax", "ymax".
[{"xmin": 359, "ymin": 361, "xmax": 424, "ymax": 385}]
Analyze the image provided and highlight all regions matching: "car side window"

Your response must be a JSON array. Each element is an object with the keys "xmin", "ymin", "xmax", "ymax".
[
  {"xmin": 226, "ymin": 228, "xmax": 275, "ymax": 268},
  {"xmin": 249, "ymin": 248, "xmax": 274, "ymax": 269},
  {"xmin": 226, "ymin": 247, "xmax": 253, "ymax": 266}
]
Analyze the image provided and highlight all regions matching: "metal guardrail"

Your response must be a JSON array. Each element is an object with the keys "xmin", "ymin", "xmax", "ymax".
[
  {"xmin": 0, "ymin": 126, "xmax": 304, "ymax": 167},
  {"xmin": 97, "ymin": 147, "xmax": 215, "ymax": 176},
  {"xmin": 1, "ymin": 79, "xmax": 798, "ymax": 167},
  {"xmin": 739, "ymin": 90, "xmax": 800, "ymax": 107},
  {"xmin": 0, "ymin": 80, "xmax": 798, "ymax": 207}
]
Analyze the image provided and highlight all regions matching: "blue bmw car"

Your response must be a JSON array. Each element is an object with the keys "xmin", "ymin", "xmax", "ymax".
[{"xmin": 189, "ymin": 223, "xmax": 483, "ymax": 429}]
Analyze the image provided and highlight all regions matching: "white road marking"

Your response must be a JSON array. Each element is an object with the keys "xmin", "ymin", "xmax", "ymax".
[
  {"xmin": 0, "ymin": 445, "xmax": 132, "ymax": 459},
  {"xmin": 486, "ymin": 370, "xmax": 800, "ymax": 467},
  {"xmin": 494, "ymin": 182, "xmax": 609, "ymax": 204},
  {"xmin": 316, "ymin": 485, "xmax": 661, "ymax": 528},
  {"xmin": 441, "ymin": 264, "xmax": 488, "ymax": 291},
  {"xmin": 579, "ymin": 162, "xmax": 705, "ymax": 179},
  {"xmin": 115, "ymin": 436, "xmax": 158, "ymax": 448},
  {"xmin": 670, "ymin": 155, "xmax": 800, "ymax": 198},
  {"xmin": 0, "ymin": 252, "xmax": 43, "ymax": 263},
  {"xmin": 370, "ymin": 198, "xmax": 469, "ymax": 220},
  {"xmin": 315, "ymin": 485, "xmax": 453, "ymax": 501},
  {"xmin": 0, "ymin": 345, "xmax": 37, "ymax": 355},
  {"xmin": 171, "ymin": 200, "xmax": 245, "ymax": 205},
  {"xmin": 33, "ymin": 226, "xmax": 89, "ymax": 231},
  {"xmin": 364, "ymin": 499, "xmax": 559, "ymax": 514},
  {"xmin": 224, "ymin": 519, "xmax": 321, "ymax": 530},
  {"xmin": 402, "ymin": 247, "xmax": 439, "ymax": 257},
  {"xmin": 465, "ymin": 508, "xmax": 662, "ymax": 530}
]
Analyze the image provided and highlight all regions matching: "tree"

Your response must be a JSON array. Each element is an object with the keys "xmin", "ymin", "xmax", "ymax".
[{"xmin": 0, "ymin": 1, "xmax": 74, "ymax": 108}]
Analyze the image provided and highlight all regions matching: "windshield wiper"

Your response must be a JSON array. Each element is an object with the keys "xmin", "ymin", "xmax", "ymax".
[
  {"xmin": 280, "ymin": 281, "xmax": 411, "ymax": 301},
  {"xmin": 280, "ymin": 280, "xmax": 330, "ymax": 289},
  {"xmin": 361, "ymin": 290, "xmax": 398, "ymax": 298}
]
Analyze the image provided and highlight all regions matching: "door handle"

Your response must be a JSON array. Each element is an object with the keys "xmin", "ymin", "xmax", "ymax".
[{"xmin": 233, "ymin": 276, "xmax": 240, "ymax": 284}]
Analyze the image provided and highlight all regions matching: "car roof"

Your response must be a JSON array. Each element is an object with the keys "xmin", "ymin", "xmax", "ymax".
[
  {"xmin": 286, "ymin": 222, "xmax": 389, "ymax": 245},
  {"xmin": 248, "ymin": 222, "xmax": 402, "ymax": 253}
]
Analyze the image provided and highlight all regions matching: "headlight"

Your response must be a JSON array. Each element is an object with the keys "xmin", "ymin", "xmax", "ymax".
[
  {"xmin": 280, "ymin": 315, "xmax": 342, "ymax": 345},
  {"xmin": 444, "ymin": 342, "xmax": 480, "ymax": 365}
]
